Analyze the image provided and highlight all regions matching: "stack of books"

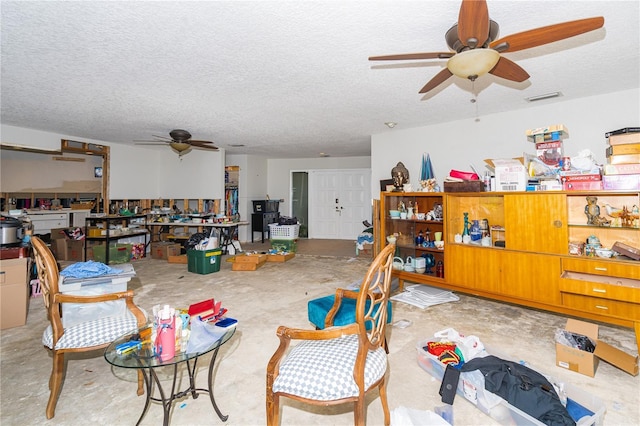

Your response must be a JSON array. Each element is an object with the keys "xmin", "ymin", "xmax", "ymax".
[
  {"xmin": 526, "ymin": 124, "xmax": 569, "ymax": 169},
  {"xmin": 603, "ymin": 127, "xmax": 640, "ymax": 190}
]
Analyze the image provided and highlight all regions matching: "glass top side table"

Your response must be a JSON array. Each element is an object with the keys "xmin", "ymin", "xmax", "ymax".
[{"xmin": 104, "ymin": 323, "xmax": 236, "ymax": 426}]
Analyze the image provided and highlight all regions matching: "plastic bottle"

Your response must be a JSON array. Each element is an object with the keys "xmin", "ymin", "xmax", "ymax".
[
  {"xmin": 484, "ymin": 171, "xmax": 492, "ymax": 191},
  {"xmin": 155, "ymin": 305, "xmax": 176, "ymax": 361}
]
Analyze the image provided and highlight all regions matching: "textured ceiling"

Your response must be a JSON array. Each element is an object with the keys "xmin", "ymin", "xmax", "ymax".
[{"xmin": 1, "ymin": 1, "xmax": 639, "ymax": 159}]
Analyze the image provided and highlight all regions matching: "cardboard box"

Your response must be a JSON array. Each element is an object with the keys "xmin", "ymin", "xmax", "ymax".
[
  {"xmin": 526, "ymin": 124, "xmax": 569, "ymax": 142},
  {"xmin": 52, "ymin": 239, "xmax": 85, "ymax": 262},
  {"xmin": 267, "ymin": 252, "xmax": 295, "ymax": 262},
  {"xmin": 535, "ymin": 141, "xmax": 564, "ymax": 166},
  {"xmin": 602, "ymin": 174, "xmax": 640, "ymax": 190},
  {"xmin": 0, "ymin": 257, "xmax": 30, "ymax": 330},
  {"xmin": 555, "ymin": 318, "xmax": 638, "ymax": 377},
  {"xmin": 87, "ymin": 226, "xmax": 103, "ymax": 237},
  {"xmin": 489, "ymin": 159, "xmax": 527, "ymax": 192},
  {"xmin": 559, "ymin": 172, "xmax": 602, "ymax": 182},
  {"xmin": 562, "ymin": 181, "xmax": 604, "ymax": 191},
  {"xmin": 603, "ymin": 163, "xmax": 640, "ymax": 175},
  {"xmin": 151, "ymin": 242, "xmax": 182, "ymax": 260}
]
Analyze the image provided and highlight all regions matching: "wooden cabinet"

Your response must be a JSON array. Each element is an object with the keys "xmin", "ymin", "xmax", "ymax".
[
  {"xmin": 379, "ymin": 192, "xmax": 445, "ymax": 290},
  {"xmin": 380, "ymin": 190, "xmax": 640, "ymax": 351},
  {"xmin": 503, "ymin": 193, "xmax": 567, "ymax": 254}
]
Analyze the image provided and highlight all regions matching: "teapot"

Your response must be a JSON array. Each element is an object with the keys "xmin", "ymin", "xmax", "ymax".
[{"xmin": 393, "ymin": 257, "xmax": 404, "ymax": 270}]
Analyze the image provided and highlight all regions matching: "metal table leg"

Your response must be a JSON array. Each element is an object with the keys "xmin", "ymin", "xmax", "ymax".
[{"xmin": 135, "ymin": 349, "xmax": 228, "ymax": 425}]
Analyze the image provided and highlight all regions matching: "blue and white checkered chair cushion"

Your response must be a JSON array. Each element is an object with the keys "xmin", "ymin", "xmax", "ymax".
[
  {"xmin": 272, "ymin": 333, "xmax": 387, "ymax": 401},
  {"xmin": 42, "ymin": 312, "xmax": 139, "ymax": 350}
]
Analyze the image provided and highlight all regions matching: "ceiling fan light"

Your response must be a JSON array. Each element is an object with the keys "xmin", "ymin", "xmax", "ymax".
[
  {"xmin": 170, "ymin": 142, "xmax": 192, "ymax": 152},
  {"xmin": 447, "ymin": 49, "xmax": 500, "ymax": 79}
]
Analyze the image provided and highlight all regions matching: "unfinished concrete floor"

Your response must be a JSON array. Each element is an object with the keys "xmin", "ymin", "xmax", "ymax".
[{"xmin": 1, "ymin": 241, "xmax": 638, "ymax": 425}]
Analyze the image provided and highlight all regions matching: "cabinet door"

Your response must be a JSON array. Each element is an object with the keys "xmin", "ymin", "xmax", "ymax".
[
  {"xmin": 501, "ymin": 252, "xmax": 561, "ymax": 304},
  {"xmin": 504, "ymin": 194, "xmax": 567, "ymax": 254},
  {"xmin": 446, "ymin": 245, "xmax": 500, "ymax": 292}
]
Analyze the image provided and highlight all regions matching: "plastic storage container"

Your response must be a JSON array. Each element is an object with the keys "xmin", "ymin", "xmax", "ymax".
[
  {"xmin": 268, "ymin": 223, "xmax": 300, "ymax": 240},
  {"xmin": 92, "ymin": 243, "xmax": 132, "ymax": 264},
  {"xmin": 415, "ymin": 340, "xmax": 605, "ymax": 426},
  {"xmin": 270, "ymin": 239, "xmax": 297, "ymax": 253},
  {"xmin": 59, "ymin": 264, "xmax": 135, "ymax": 328},
  {"xmin": 187, "ymin": 249, "xmax": 222, "ymax": 274}
]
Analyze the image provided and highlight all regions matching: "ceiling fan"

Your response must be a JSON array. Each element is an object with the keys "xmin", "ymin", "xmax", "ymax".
[
  {"xmin": 369, "ymin": 0, "xmax": 604, "ymax": 96},
  {"xmin": 135, "ymin": 129, "xmax": 219, "ymax": 157}
]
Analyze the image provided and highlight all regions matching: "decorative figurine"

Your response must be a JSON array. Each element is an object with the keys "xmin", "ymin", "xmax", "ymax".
[
  {"xmin": 584, "ymin": 196, "xmax": 610, "ymax": 226},
  {"xmin": 391, "ymin": 162, "xmax": 410, "ymax": 192},
  {"xmin": 462, "ymin": 212, "xmax": 470, "ymax": 236}
]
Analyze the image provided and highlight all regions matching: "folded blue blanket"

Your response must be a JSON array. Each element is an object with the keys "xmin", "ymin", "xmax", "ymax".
[{"xmin": 60, "ymin": 261, "xmax": 122, "ymax": 278}]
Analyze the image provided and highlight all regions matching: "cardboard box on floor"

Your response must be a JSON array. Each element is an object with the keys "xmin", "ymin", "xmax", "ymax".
[
  {"xmin": 50, "ymin": 227, "xmax": 85, "ymax": 261},
  {"xmin": 151, "ymin": 242, "xmax": 182, "ymax": 260},
  {"xmin": 555, "ymin": 318, "xmax": 638, "ymax": 377}
]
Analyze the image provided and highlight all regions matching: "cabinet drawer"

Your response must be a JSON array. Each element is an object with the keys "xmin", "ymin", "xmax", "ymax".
[
  {"xmin": 562, "ymin": 293, "xmax": 640, "ymax": 321},
  {"xmin": 562, "ymin": 257, "xmax": 640, "ymax": 280},
  {"xmin": 560, "ymin": 273, "xmax": 640, "ymax": 303}
]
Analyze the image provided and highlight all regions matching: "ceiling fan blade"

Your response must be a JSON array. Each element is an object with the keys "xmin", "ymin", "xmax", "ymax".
[
  {"xmin": 489, "ymin": 56, "xmax": 530, "ymax": 82},
  {"xmin": 190, "ymin": 141, "xmax": 219, "ymax": 150},
  {"xmin": 490, "ymin": 17, "xmax": 604, "ymax": 53},
  {"xmin": 419, "ymin": 68, "xmax": 453, "ymax": 94},
  {"xmin": 369, "ymin": 52, "xmax": 453, "ymax": 61},
  {"xmin": 134, "ymin": 141, "xmax": 169, "ymax": 145},
  {"xmin": 457, "ymin": 0, "xmax": 490, "ymax": 48},
  {"xmin": 188, "ymin": 139, "xmax": 214, "ymax": 144}
]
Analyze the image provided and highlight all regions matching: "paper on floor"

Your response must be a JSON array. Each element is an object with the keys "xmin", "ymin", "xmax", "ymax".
[{"xmin": 390, "ymin": 284, "xmax": 459, "ymax": 309}]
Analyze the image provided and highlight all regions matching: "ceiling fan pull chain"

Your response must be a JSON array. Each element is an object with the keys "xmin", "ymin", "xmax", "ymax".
[{"xmin": 470, "ymin": 80, "xmax": 481, "ymax": 122}]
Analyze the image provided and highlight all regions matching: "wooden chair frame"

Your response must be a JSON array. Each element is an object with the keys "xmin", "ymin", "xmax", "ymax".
[
  {"xmin": 31, "ymin": 236, "xmax": 147, "ymax": 419},
  {"xmin": 266, "ymin": 243, "xmax": 395, "ymax": 425}
]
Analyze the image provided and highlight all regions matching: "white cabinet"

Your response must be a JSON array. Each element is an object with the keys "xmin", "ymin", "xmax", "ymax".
[
  {"xmin": 28, "ymin": 212, "xmax": 68, "ymax": 235},
  {"xmin": 24, "ymin": 209, "xmax": 92, "ymax": 235}
]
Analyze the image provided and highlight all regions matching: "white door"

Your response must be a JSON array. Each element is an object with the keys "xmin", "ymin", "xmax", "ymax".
[{"xmin": 308, "ymin": 169, "xmax": 371, "ymax": 240}]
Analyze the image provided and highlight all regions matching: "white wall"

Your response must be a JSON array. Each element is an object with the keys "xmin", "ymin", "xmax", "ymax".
[
  {"xmin": 371, "ymin": 88, "xmax": 640, "ymax": 198},
  {"xmin": 1, "ymin": 124, "xmax": 225, "ymax": 200},
  {"xmin": 1, "ymin": 125, "xmax": 62, "ymax": 151},
  {"xmin": 267, "ymin": 156, "xmax": 371, "ymax": 215},
  {"xmin": 0, "ymin": 149, "xmax": 102, "ymax": 192}
]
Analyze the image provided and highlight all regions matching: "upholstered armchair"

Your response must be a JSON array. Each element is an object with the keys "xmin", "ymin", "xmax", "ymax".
[
  {"xmin": 266, "ymin": 243, "xmax": 395, "ymax": 425},
  {"xmin": 31, "ymin": 236, "xmax": 147, "ymax": 419}
]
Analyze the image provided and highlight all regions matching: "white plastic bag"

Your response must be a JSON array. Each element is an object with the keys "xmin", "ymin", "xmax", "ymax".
[
  {"xmin": 433, "ymin": 327, "xmax": 485, "ymax": 361},
  {"xmin": 185, "ymin": 317, "xmax": 226, "ymax": 354}
]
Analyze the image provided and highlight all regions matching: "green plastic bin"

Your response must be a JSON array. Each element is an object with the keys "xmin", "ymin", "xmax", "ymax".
[
  {"xmin": 187, "ymin": 249, "xmax": 222, "ymax": 274},
  {"xmin": 92, "ymin": 244, "xmax": 132, "ymax": 264},
  {"xmin": 270, "ymin": 239, "xmax": 297, "ymax": 253}
]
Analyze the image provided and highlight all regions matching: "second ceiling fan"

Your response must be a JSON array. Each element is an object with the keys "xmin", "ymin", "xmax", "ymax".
[
  {"xmin": 135, "ymin": 129, "xmax": 219, "ymax": 157},
  {"xmin": 369, "ymin": 0, "xmax": 604, "ymax": 96}
]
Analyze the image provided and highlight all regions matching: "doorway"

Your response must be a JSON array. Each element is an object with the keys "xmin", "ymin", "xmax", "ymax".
[
  {"xmin": 291, "ymin": 172, "xmax": 309, "ymax": 238},
  {"xmin": 307, "ymin": 169, "xmax": 371, "ymax": 240}
]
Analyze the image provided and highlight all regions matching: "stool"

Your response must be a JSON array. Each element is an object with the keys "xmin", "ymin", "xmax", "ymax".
[{"xmin": 307, "ymin": 293, "xmax": 393, "ymax": 330}]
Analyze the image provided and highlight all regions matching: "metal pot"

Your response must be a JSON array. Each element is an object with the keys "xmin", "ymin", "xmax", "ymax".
[{"xmin": 0, "ymin": 215, "xmax": 24, "ymax": 246}]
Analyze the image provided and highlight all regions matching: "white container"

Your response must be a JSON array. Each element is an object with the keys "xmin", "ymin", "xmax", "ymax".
[
  {"xmin": 59, "ymin": 264, "xmax": 135, "ymax": 327},
  {"xmin": 268, "ymin": 223, "xmax": 300, "ymax": 240},
  {"xmin": 416, "ymin": 340, "xmax": 605, "ymax": 426}
]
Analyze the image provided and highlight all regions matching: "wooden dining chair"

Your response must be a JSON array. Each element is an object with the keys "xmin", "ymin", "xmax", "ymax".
[
  {"xmin": 31, "ymin": 236, "xmax": 147, "ymax": 419},
  {"xmin": 266, "ymin": 243, "xmax": 395, "ymax": 425}
]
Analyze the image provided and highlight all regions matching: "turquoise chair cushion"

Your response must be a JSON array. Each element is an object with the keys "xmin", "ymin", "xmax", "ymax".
[{"xmin": 307, "ymin": 294, "xmax": 392, "ymax": 330}]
